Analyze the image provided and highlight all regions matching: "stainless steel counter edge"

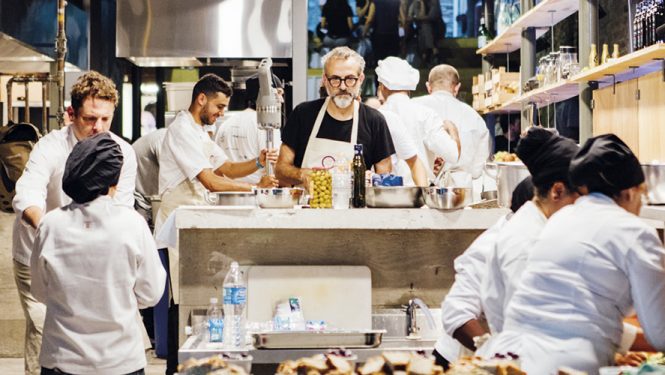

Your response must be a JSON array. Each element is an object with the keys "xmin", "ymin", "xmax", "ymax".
[{"xmin": 174, "ymin": 207, "xmax": 510, "ymax": 230}]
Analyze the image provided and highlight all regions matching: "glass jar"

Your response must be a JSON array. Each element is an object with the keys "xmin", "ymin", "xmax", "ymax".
[
  {"xmin": 558, "ymin": 46, "xmax": 578, "ymax": 80},
  {"xmin": 309, "ymin": 168, "xmax": 332, "ymax": 208}
]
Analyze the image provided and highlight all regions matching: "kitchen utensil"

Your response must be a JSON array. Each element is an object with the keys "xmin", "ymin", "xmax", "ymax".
[
  {"xmin": 252, "ymin": 330, "xmax": 384, "ymax": 349},
  {"xmin": 255, "ymin": 188, "xmax": 304, "ymax": 208},
  {"xmin": 496, "ymin": 162, "xmax": 530, "ymax": 208},
  {"xmin": 365, "ymin": 186, "xmax": 424, "ymax": 208},
  {"xmin": 422, "ymin": 186, "xmax": 472, "ymax": 210},
  {"xmin": 642, "ymin": 163, "xmax": 665, "ymax": 204},
  {"xmin": 246, "ymin": 266, "xmax": 372, "ymax": 330},
  {"xmin": 204, "ymin": 191, "xmax": 257, "ymax": 206}
]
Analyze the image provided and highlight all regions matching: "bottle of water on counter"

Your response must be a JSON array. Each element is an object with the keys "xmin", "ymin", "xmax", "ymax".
[
  {"xmin": 207, "ymin": 297, "xmax": 224, "ymax": 343},
  {"xmin": 223, "ymin": 262, "xmax": 247, "ymax": 348}
]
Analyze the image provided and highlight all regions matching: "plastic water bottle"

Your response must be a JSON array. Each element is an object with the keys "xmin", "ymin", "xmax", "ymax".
[
  {"xmin": 223, "ymin": 262, "xmax": 247, "ymax": 348},
  {"xmin": 207, "ymin": 297, "xmax": 223, "ymax": 343}
]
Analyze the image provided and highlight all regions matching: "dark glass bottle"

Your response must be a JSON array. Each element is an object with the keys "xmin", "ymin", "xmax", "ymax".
[
  {"xmin": 477, "ymin": 17, "xmax": 492, "ymax": 49},
  {"xmin": 352, "ymin": 144, "xmax": 366, "ymax": 208}
]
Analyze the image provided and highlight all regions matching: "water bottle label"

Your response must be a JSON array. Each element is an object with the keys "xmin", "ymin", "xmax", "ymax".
[
  {"xmin": 209, "ymin": 318, "xmax": 223, "ymax": 342},
  {"xmin": 224, "ymin": 286, "xmax": 247, "ymax": 305}
]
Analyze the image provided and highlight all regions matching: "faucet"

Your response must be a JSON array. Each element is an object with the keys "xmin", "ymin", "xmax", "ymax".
[{"xmin": 405, "ymin": 298, "xmax": 436, "ymax": 338}]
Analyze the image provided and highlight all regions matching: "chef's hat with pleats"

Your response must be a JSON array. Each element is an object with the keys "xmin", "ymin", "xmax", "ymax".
[{"xmin": 376, "ymin": 57, "xmax": 420, "ymax": 91}]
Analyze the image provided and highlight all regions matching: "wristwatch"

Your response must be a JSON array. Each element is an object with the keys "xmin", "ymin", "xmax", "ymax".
[{"xmin": 256, "ymin": 157, "xmax": 264, "ymax": 169}]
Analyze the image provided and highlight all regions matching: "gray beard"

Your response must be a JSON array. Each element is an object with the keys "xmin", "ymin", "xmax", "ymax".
[{"xmin": 332, "ymin": 95, "xmax": 354, "ymax": 109}]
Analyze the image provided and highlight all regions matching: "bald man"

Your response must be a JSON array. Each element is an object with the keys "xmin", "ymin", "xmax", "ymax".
[{"xmin": 413, "ymin": 65, "xmax": 490, "ymax": 197}]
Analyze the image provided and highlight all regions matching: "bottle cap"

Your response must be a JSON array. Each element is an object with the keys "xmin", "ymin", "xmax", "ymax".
[{"xmin": 210, "ymin": 297, "xmax": 218, "ymax": 304}]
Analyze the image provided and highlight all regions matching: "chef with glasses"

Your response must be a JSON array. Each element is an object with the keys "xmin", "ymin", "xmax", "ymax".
[{"xmin": 276, "ymin": 46, "xmax": 395, "ymax": 186}]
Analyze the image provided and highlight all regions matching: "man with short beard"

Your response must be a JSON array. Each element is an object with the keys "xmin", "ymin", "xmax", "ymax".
[
  {"xmin": 276, "ymin": 46, "xmax": 395, "ymax": 186},
  {"xmin": 156, "ymin": 73, "xmax": 278, "ymax": 374}
]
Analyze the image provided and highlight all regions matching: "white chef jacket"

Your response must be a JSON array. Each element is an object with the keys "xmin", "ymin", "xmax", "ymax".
[
  {"xmin": 436, "ymin": 214, "xmax": 510, "ymax": 361},
  {"xmin": 158, "ymin": 110, "xmax": 228, "ymax": 195},
  {"xmin": 213, "ymin": 110, "xmax": 279, "ymax": 184},
  {"xmin": 11, "ymin": 126, "xmax": 137, "ymax": 266},
  {"xmin": 412, "ymin": 90, "xmax": 491, "ymax": 185},
  {"xmin": 133, "ymin": 128, "xmax": 166, "ymax": 212},
  {"xmin": 381, "ymin": 93, "xmax": 459, "ymax": 180},
  {"xmin": 31, "ymin": 195, "xmax": 166, "ymax": 375},
  {"xmin": 377, "ymin": 108, "xmax": 419, "ymax": 185},
  {"xmin": 480, "ymin": 200, "xmax": 546, "ymax": 334},
  {"xmin": 480, "ymin": 194, "xmax": 665, "ymax": 374}
]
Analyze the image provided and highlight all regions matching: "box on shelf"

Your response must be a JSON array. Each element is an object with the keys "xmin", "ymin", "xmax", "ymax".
[{"xmin": 164, "ymin": 82, "xmax": 196, "ymax": 112}]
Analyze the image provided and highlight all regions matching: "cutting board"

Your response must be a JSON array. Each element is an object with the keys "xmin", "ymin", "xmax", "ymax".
[{"xmin": 246, "ymin": 266, "xmax": 372, "ymax": 330}]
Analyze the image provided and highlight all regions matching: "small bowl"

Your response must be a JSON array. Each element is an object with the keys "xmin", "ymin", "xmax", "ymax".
[
  {"xmin": 422, "ymin": 187, "xmax": 472, "ymax": 210},
  {"xmin": 256, "ymin": 188, "xmax": 304, "ymax": 209},
  {"xmin": 204, "ymin": 191, "xmax": 257, "ymax": 207},
  {"xmin": 366, "ymin": 186, "xmax": 424, "ymax": 208}
]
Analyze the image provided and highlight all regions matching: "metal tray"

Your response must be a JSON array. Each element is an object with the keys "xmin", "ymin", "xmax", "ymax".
[{"xmin": 252, "ymin": 330, "xmax": 385, "ymax": 349}]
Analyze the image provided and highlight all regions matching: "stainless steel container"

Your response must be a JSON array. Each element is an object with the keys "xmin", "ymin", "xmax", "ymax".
[
  {"xmin": 255, "ymin": 188, "xmax": 304, "ymax": 208},
  {"xmin": 366, "ymin": 186, "xmax": 424, "ymax": 208},
  {"xmin": 495, "ymin": 162, "xmax": 531, "ymax": 208},
  {"xmin": 422, "ymin": 187, "xmax": 472, "ymax": 210},
  {"xmin": 204, "ymin": 191, "xmax": 257, "ymax": 206},
  {"xmin": 642, "ymin": 163, "xmax": 665, "ymax": 204},
  {"xmin": 252, "ymin": 330, "xmax": 385, "ymax": 349}
]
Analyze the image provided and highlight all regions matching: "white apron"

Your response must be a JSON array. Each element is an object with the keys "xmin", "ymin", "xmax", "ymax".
[
  {"xmin": 154, "ymin": 142, "xmax": 214, "ymax": 304},
  {"xmin": 301, "ymin": 97, "xmax": 359, "ymax": 169}
]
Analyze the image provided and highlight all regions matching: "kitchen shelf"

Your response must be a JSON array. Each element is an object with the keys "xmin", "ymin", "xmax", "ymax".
[
  {"xmin": 516, "ymin": 80, "xmax": 579, "ymax": 108},
  {"xmin": 477, "ymin": 0, "xmax": 579, "ymax": 55},
  {"xmin": 481, "ymin": 100, "xmax": 521, "ymax": 114},
  {"xmin": 572, "ymin": 43, "xmax": 665, "ymax": 85}
]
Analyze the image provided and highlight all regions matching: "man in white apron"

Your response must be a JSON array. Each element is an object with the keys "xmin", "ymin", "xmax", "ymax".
[
  {"xmin": 374, "ymin": 57, "xmax": 460, "ymax": 184},
  {"xmin": 275, "ymin": 46, "xmax": 395, "ymax": 186},
  {"xmin": 155, "ymin": 73, "xmax": 278, "ymax": 374}
]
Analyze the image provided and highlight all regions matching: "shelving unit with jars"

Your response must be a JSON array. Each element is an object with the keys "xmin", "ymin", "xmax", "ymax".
[{"xmin": 476, "ymin": 0, "xmax": 665, "ymax": 161}]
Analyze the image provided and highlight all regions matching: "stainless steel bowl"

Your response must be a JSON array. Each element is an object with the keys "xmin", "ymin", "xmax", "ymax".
[
  {"xmin": 204, "ymin": 191, "xmax": 257, "ymax": 206},
  {"xmin": 642, "ymin": 163, "xmax": 665, "ymax": 204},
  {"xmin": 366, "ymin": 186, "xmax": 424, "ymax": 208},
  {"xmin": 256, "ymin": 188, "xmax": 304, "ymax": 208},
  {"xmin": 422, "ymin": 187, "xmax": 472, "ymax": 210},
  {"xmin": 495, "ymin": 162, "xmax": 531, "ymax": 208}
]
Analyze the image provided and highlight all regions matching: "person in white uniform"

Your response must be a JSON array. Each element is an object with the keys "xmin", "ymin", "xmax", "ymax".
[
  {"xmin": 214, "ymin": 73, "xmax": 284, "ymax": 184},
  {"xmin": 482, "ymin": 134, "xmax": 665, "ymax": 374},
  {"xmin": 156, "ymin": 73, "xmax": 278, "ymax": 375},
  {"xmin": 276, "ymin": 46, "xmax": 394, "ymax": 186},
  {"xmin": 433, "ymin": 176, "xmax": 534, "ymax": 369},
  {"xmin": 374, "ymin": 56, "xmax": 460, "ymax": 182},
  {"xmin": 11, "ymin": 71, "xmax": 137, "ymax": 375},
  {"xmin": 133, "ymin": 128, "xmax": 166, "ymax": 229},
  {"xmin": 412, "ymin": 64, "xmax": 490, "ymax": 194},
  {"xmin": 32, "ymin": 133, "xmax": 165, "ymax": 375},
  {"xmin": 480, "ymin": 127, "xmax": 579, "ymax": 335}
]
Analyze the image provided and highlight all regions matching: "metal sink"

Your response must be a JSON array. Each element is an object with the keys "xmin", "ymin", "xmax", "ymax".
[{"xmin": 372, "ymin": 308, "xmax": 443, "ymax": 340}]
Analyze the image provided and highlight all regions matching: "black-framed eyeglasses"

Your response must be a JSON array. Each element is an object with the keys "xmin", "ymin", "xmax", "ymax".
[{"xmin": 326, "ymin": 75, "xmax": 359, "ymax": 88}]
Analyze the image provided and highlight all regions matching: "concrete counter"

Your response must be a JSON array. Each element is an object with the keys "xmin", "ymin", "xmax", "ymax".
[{"xmin": 175, "ymin": 207, "xmax": 508, "ymax": 345}]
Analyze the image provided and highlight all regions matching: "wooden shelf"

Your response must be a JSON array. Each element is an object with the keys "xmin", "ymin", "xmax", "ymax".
[
  {"xmin": 478, "ymin": 81, "xmax": 580, "ymax": 115},
  {"xmin": 481, "ymin": 100, "xmax": 521, "ymax": 114},
  {"xmin": 477, "ymin": 0, "xmax": 579, "ymax": 55},
  {"xmin": 572, "ymin": 43, "xmax": 665, "ymax": 85},
  {"xmin": 516, "ymin": 80, "xmax": 579, "ymax": 108}
]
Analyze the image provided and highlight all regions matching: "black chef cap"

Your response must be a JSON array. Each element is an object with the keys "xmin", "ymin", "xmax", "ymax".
[
  {"xmin": 245, "ymin": 73, "xmax": 284, "ymax": 109},
  {"xmin": 516, "ymin": 127, "xmax": 578, "ymax": 189},
  {"xmin": 510, "ymin": 176, "xmax": 534, "ymax": 213},
  {"xmin": 62, "ymin": 133, "xmax": 123, "ymax": 204},
  {"xmin": 569, "ymin": 134, "xmax": 644, "ymax": 197}
]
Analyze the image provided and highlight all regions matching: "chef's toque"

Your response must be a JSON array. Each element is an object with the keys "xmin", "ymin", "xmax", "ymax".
[
  {"xmin": 569, "ymin": 134, "xmax": 644, "ymax": 194},
  {"xmin": 375, "ymin": 57, "xmax": 420, "ymax": 91},
  {"xmin": 62, "ymin": 132, "xmax": 123, "ymax": 204},
  {"xmin": 516, "ymin": 127, "xmax": 578, "ymax": 187}
]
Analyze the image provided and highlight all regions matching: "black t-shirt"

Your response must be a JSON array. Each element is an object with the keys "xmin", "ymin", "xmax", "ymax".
[
  {"xmin": 322, "ymin": 1, "xmax": 353, "ymax": 38},
  {"xmin": 281, "ymin": 98, "xmax": 395, "ymax": 168}
]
